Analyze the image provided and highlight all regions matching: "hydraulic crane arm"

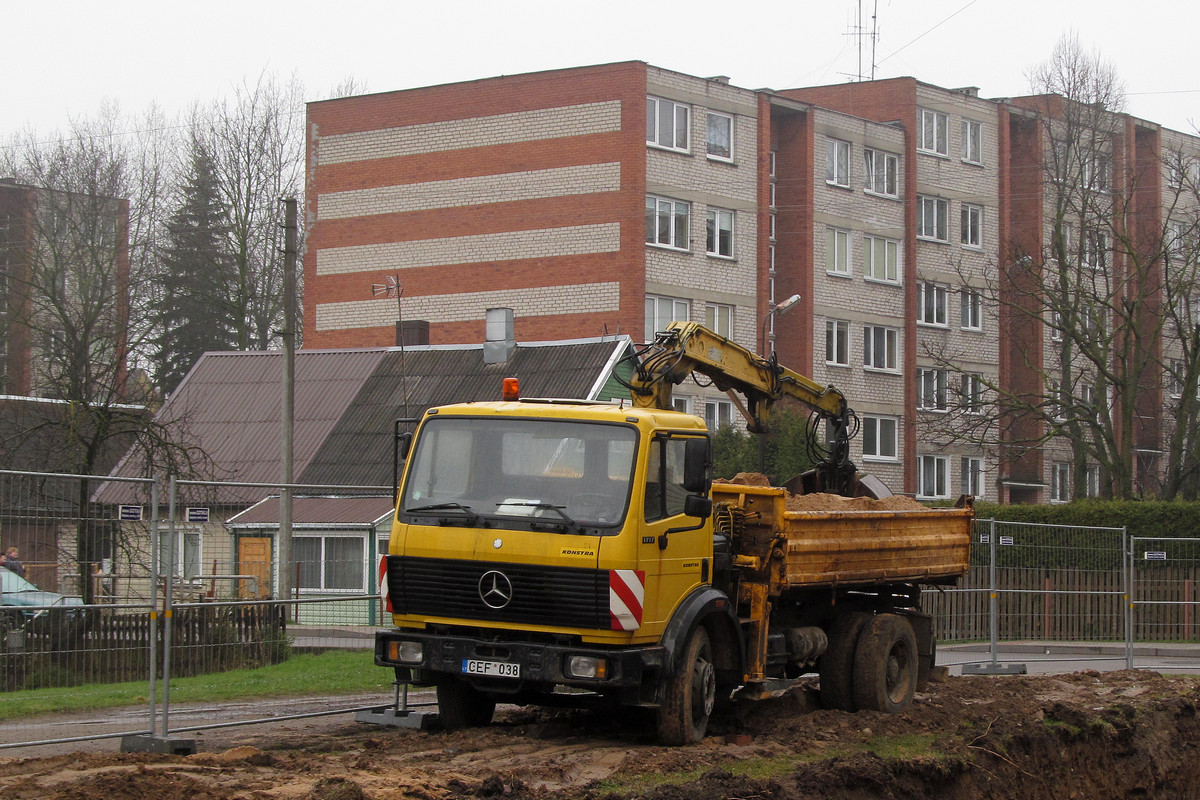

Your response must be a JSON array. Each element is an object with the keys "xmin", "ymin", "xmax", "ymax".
[{"xmin": 621, "ymin": 321, "xmax": 888, "ymax": 498}]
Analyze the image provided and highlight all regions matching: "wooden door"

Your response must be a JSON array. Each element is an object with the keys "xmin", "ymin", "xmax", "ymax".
[{"xmin": 238, "ymin": 537, "xmax": 272, "ymax": 598}]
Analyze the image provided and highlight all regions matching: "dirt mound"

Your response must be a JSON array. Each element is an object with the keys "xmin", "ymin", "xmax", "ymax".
[
  {"xmin": 714, "ymin": 473, "xmax": 927, "ymax": 512},
  {"xmin": 2, "ymin": 670, "xmax": 1199, "ymax": 799}
]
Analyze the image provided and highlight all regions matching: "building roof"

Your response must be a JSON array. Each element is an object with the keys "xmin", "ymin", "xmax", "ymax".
[{"xmin": 97, "ymin": 336, "xmax": 632, "ymax": 506}]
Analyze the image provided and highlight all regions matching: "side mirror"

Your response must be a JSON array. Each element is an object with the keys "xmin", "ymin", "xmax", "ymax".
[
  {"xmin": 397, "ymin": 431, "xmax": 413, "ymax": 461},
  {"xmin": 683, "ymin": 494, "xmax": 712, "ymax": 520},
  {"xmin": 682, "ymin": 438, "xmax": 712, "ymax": 494}
]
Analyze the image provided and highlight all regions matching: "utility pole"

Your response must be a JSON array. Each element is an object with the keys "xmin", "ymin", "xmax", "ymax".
[{"xmin": 279, "ymin": 198, "xmax": 297, "ymax": 604}]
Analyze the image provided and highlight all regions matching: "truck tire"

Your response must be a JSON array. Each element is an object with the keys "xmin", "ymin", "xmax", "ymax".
[
  {"xmin": 436, "ymin": 680, "xmax": 496, "ymax": 729},
  {"xmin": 852, "ymin": 613, "xmax": 918, "ymax": 713},
  {"xmin": 656, "ymin": 626, "xmax": 716, "ymax": 745},
  {"xmin": 819, "ymin": 610, "xmax": 871, "ymax": 712}
]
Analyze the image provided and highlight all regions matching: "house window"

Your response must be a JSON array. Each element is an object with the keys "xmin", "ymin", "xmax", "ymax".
[
  {"xmin": 1169, "ymin": 359, "xmax": 1185, "ymax": 398},
  {"xmin": 826, "ymin": 227, "xmax": 850, "ymax": 275},
  {"xmin": 706, "ymin": 208, "xmax": 734, "ymax": 257},
  {"xmin": 1050, "ymin": 461, "xmax": 1070, "ymax": 502},
  {"xmin": 706, "ymin": 112, "xmax": 733, "ymax": 161},
  {"xmin": 862, "ymin": 415, "xmax": 898, "ymax": 460},
  {"xmin": 863, "ymin": 325, "xmax": 899, "ymax": 371},
  {"xmin": 647, "ymin": 96, "xmax": 690, "ymax": 152},
  {"xmin": 917, "ymin": 282, "xmax": 948, "ymax": 327},
  {"xmin": 961, "ymin": 456, "xmax": 984, "ymax": 498},
  {"xmin": 918, "ymin": 368, "xmax": 949, "ymax": 411},
  {"xmin": 826, "ymin": 319, "xmax": 850, "ymax": 366},
  {"xmin": 769, "ymin": 181, "xmax": 777, "ymax": 209},
  {"xmin": 917, "ymin": 455, "xmax": 949, "ymax": 499},
  {"xmin": 918, "ymin": 108, "xmax": 949, "ymax": 156},
  {"xmin": 671, "ymin": 396, "xmax": 690, "ymax": 414},
  {"xmin": 826, "ymin": 138, "xmax": 850, "ymax": 186},
  {"xmin": 961, "ymin": 373, "xmax": 984, "ymax": 414},
  {"xmin": 962, "ymin": 120, "xmax": 982, "ymax": 164},
  {"xmin": 917, "ymin": 195, "xmax": 949, "ymax": 241},
  {"xmin": 1085, "ymin": 465, "xmax": 1101, "ymax": 498},
  {"xmin": 645, "ymin": 295, "xmax": 689, "ymax": 341},
  {"xmin": 1084, "ymin": 154, "xmax": 1111, "ymax": 193},
  {"xmin": 645, "ymin": 195, "xmax": 690, "ymax": 250},
  {"xmin": 296, "ymin": 534, "xmax": 366, "ymax": 593},
  {"xmin": 961, "ymin": 288, "xmax": 983, "ymax": 330},
  {"xmin": 1050, "ymin": 310, "xmax": 1064, "ymax": 342},
  {"xmin": 864, "ymin": 148, "xmax": 898, "ymax": 197},
  {"xmin": 159, "ymin": 528, "xmax": 202, "ymax": 580},
  {"xmin": 705, "ymin": 399, "xmax": 734, "ymax": 430},
  {"xmin": 769, "ymin": 212, "xmax": 776, "ymax": 241},
  {"xmin": 1083, "ymin": 230, "xmax": 1109, "ymax": 271},
  {"xmin": 704, "ymin": 303, "xmax": 733, "ymax": 338},
  {"xmin": 864, "ymin": 236, "xmax": 900, "ymax": 282},
  {"xmin": 961, "ymin": 203, "xmax": 982, "ymax": 248}
]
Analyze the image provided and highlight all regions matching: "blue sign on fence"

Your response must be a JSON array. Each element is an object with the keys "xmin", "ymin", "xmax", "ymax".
[
  {"xmin": 186, "ymin": 507, "xmax": 210, "ymax": 523},
  {"xmin": 118, "ymin": 505, "xmax": 142, "ymax": 521},
  {"xmin": 1145, "ymin": 551, "xmax": 1168, "ymax": 561}
]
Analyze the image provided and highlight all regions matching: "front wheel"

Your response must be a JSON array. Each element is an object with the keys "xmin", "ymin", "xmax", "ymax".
[
  {"xmin": 656, "ymin": 626, "xmax": 716, "ymax": 745},
  {"xmin": 852, "ymin": 613, "xmax": 918, "ymax": 713},
  {"xmin": 436, "ymin": 680, "xmax": 496, "ymax": 730}
]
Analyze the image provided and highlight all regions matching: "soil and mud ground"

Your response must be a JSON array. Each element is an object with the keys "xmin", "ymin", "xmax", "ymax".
[{"xmin": 1, "ymin": 670, "xmax": 1199, "ymax": 799}]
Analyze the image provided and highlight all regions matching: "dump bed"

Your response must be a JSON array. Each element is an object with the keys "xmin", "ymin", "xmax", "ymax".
[{"xmin": 711, "ymin": 484, "xmax": 973, "ymax": 588}]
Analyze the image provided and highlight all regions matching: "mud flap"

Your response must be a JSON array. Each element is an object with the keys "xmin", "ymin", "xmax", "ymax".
[{"xmin": 900, "ymin": 610, "xmax": 935, "ymax": 690}]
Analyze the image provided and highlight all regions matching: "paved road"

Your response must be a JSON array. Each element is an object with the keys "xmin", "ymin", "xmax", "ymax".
[{"xmin": 939, "ymin": 641, "xmax": 1200, "ymax": 675}]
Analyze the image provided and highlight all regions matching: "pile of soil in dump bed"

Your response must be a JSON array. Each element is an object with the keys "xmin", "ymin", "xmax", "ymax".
[{"xmin": 715, "ymin": 473, "xmax": 927, "ymax": 512}]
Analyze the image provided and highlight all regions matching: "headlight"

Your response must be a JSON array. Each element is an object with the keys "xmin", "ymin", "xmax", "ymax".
[
  {"xmin": 386, "ymin": 640, "xmax": 424, "ymax": 664},
  {"xmin": 565, "ymin": 655, "xmax": 607, "ymax": 680}
]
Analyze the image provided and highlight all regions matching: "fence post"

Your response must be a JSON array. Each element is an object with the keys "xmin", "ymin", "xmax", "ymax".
[
  {"xmin": 988, "ymin": 518, "xmax": 998, "ymax": 666},
  {"xmin": 148, "ymin": 479, "xmax": 159, "ymax": 735},
  {"xmin": 1125, "ymin": 530, "xmax": 1133, "ymax": 669}
]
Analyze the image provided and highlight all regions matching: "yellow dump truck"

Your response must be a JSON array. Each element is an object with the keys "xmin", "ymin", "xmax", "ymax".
[{"xmin": 374, "ymin": 323, "xmax": 973, "ymax": 743}]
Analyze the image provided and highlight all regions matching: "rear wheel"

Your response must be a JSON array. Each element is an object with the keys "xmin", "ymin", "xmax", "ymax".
[
  {"xmin": 657, "ymin": 626, "xmax": 716, "ymax": 745},
  {"xmin": 819, "ymin": 611, "xmax": 871, "ymax": 711},
  {"xmin": 436, "ymin": 680, "xmax": 496, "ymax": 729},
  {"xmin": 852, "ymin": 613, "xmax": 918, "ymax": 713}
]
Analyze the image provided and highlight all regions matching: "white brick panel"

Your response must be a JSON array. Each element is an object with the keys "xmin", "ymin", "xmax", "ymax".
[
  {"xmin": 314, "ymin": 282, "xmax": 622, "ymax": 330},
  {"xmin": 318, "ymin": 101, "xmax": 623, "ymax": 165},
  {"xmin": 316, "ymin": 223, "xmax": 622, "ymax": 276},
  {"xmin": 318, "ymin": 163, "xmax": 622, "ymax": 220}
]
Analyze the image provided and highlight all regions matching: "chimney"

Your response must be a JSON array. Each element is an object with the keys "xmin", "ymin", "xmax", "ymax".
[
  {"xmin": 396, "ymin": 320, "xmax": 429, "ymax": 346},
  {"xmin": 483, "ymin": 308, "xmax": 516, "ymax": 364}
]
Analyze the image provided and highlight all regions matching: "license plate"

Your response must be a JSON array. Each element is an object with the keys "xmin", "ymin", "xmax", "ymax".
[{"xmin": 462, "ymin": 659, "xmax": 520, "ymax": 678}]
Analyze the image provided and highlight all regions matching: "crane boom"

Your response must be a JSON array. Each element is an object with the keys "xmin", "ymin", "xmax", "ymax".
[{"xmin": 623, "ymin": 321, "xmax": 888, "ymax": 498}]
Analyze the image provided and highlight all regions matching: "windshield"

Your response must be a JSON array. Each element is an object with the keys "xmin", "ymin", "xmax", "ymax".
[
  {"xmin": 0, "ymin": 570, "xmax": 41, "ymax": 594},
  {"xmin": 400, "ymin": 416, "xmax": 638, "ymax": 532}
]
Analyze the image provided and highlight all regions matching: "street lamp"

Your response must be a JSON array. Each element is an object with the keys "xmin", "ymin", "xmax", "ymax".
[{"xmin": 760, "ymin": 293, "xmax": 802, "ymax": 356}]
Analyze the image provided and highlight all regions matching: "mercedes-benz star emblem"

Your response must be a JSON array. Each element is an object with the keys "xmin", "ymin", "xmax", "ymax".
[{"xmin": 478, "ymin": 570, "xmax": 513, "ymax": 609}]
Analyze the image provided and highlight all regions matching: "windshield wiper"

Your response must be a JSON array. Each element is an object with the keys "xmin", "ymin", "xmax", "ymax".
[
  {"xmin": 404, "ymin": 502, "xmax": 486, "ymax": 526},
  {"xmin": 496, "ymin": 502, "xmax": 582, "ymax": 533}
]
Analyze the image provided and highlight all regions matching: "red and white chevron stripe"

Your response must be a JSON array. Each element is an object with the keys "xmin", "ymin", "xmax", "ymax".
[
  {"xmin": 378, "ymin": 556, "xmax": 393, "ymax": 613},
  {"xmin": 609, "ymin": 569, "xmax": 645, "ymax": 631}
]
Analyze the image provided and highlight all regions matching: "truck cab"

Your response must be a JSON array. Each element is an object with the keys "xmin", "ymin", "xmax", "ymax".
[{"xmin": 376, "ymin": 399, "xmax": 739, "ymax": 742}]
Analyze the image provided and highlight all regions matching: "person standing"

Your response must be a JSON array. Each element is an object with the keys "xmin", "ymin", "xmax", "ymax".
[{"xmin": 4, "ymin": 548, "xmax": 25, "ymax": 577}]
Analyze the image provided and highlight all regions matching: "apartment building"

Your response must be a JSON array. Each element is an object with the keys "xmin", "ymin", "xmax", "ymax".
[
  {"xmin": 0, "ymin": 179, "xmax": 130, "ymax": 399},
  {"xmin": 303, "ymin": 64, "xmax": 1200, "ymax": 502}
]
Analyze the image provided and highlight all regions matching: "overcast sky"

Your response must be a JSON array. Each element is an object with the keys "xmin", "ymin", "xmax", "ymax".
[{"xmin": 4, "ymin": 0, "xmax": 1198, "ymax": 138}]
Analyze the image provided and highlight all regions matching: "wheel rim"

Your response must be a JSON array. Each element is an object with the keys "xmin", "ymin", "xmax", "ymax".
[
  {"xmin": 693, "ymin": 657, "xmax": 716, "ymax": 718},
  {"xmin": 885, "ymin": 641, "xmax": 913, "ymax": 703}
]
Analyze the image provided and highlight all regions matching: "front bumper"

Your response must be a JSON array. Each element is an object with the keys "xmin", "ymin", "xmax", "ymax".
[{"xmin": 375, "ymin": 629, "xmax": 665, "ymax": 705}]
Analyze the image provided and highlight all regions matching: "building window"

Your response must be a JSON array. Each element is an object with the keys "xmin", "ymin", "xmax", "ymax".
[
  {"xmin": 645, "ymin": 195, "xmax": 689, "ymax": 250},
  {"xmin": 705, "ymin": 399, "xmax": 734, "ymax": 430},
  {"xmin": 159, "ymin": 528, "xmax": 202, "ymax": 580},
  {"xmin": 918, "ymin": 368, "xmax": 949, "ymax": 411},
  {"xmin": 704, "ymin": 303, "xmax": 733, "ymax": 338},
  {"xmin": 1169, "ymin": 359, "xmax": 1186, "ymax": 398},
  {"xmin": 706, "ymin": 112, "xmax": 733, "ymax": 161},
  {"xmin": 671, "ymin": 396, "xmax": 690, "ymax": 414},
  {"xmin": 917, "ymin": 282, "xmax": 948, "ymax": 327},
  {"xmin": 769, "ymin": 150, "xmax": 777, "ymax": 178},
  {"xmin": 864, "ymin": 148, "xmax": 898, "ymax": 197},
  {"xmin": 826, "ymin": 138, "xmax": 850, "ymax": 187},
  {"xmin": 706, "ymin": 208, "xmax": 734, "ymax": 257},
  {"xmin": 769, "ymin": 181, "xmax": 777, "ymax": 209},
  {"xmin": 1050, "ymin": 461, "xmax": 1070, "ymax": 503},
  {"xmin": 1084, "ymin": 154, "xmax": 1111, "ymax": 193},
  {"xmin": 769, "ymin": 212, "xmax": 776, "ymax": 241},
  {"xmin": 1050, "ymin": 310, "xmax": 1064, "ymax": 342},
  {"xmin": 961, "ymin": 373, "xmax": 985, "ymax": 414},
  {"xmin": 917, "ymin": 195, "xmax": 948, "ymax": 241},
  {"xmin": 961, "ymin": 288, "xmax": 983, "ymax": 330},
  {"xmin": 826, "ymin": 319, "xmax": 850, "ymax": 366},
  {"xmin": 918, "ymin": 108, "xmax": 949, "ymax": 156},
  {"xmin": 961, "ymin": 456, "xmax": 984, "ymax": 498},
  {"xmin": 647, "ymin": 96, "xmax": 689, "ymax": 152},
  {"xmin": 645, "ymin": 295, "xmax": 689, "ymax": 341},
  {"xmin": 862, "ymin": 415, "xmax": 899, "ymax": 460},
  {"xmin": 1083, "ymin": 230, "xmax": 1109, "ymax": 271},
  {"xmin": 864, "ymin": 236, "xmax": 900, "ymax": 283},
  {"xmin": 826, "ymin": 227, "xmax": 850, "ymax": 275},
  {"xmin": 863, "ymin": 325, "xmax": 899, "ymax": 371},
  {"xmin": 962, "ymin": 120, "xmax": 982, "ymax": 164},
  {"xmin": 961, "ymin": 203, "xmax": 982, "ymax": 248},
  {"xmin": 917, "ymin": 455, "xmax": 949, "ymax": 499},
  {"xmin": 1085, "ymin": 465, "xmax": 1101, "ymax": 498},
  {"xmin": 296, "ymin": 534, "xmax": 366, "ymax": 593}
]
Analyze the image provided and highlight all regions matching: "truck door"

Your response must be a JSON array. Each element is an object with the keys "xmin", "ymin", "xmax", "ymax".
[{"xmin": 638, "ymin": 434, "xmax": 712, "ymax": 633}]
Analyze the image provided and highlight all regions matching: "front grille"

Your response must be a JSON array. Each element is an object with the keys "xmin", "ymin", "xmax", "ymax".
[{"xmin": 386, "ymin": 556, "xmax": 609, "ymax": 630}]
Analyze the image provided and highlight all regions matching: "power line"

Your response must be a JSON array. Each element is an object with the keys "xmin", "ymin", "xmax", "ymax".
[{"xmin": 876, "ymin": 0, "xmax": 979, "ymax": 67}]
